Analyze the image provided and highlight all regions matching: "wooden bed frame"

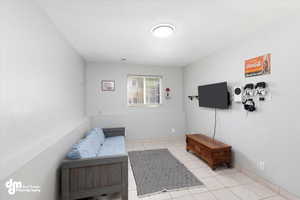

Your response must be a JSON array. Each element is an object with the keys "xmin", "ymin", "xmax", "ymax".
[{"xmin": 60, "ymin": 128, "xmax": 128, "ymax": 200}]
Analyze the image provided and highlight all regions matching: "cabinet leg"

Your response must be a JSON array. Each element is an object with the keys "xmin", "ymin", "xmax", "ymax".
[
  {"xmin": 209, "ymin": 163, "xmax": 216, "ymax": 170},
  {"xmin": 226, "ymin": 163, "xmax": 232, "ymax": 168}
]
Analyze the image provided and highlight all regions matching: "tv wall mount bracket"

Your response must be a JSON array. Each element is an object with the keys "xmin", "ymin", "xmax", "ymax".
[{"xmin": 188, "ymin": 95, "xmax": 199, "ymax": 101}]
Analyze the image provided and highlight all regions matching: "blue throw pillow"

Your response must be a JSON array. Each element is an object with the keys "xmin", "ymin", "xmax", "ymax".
[
  {"xmin": 66, "ymin": 140, "xmax": 82, "ymax": 160},
  {"xmin": 85, "ymin": 131, "xmax": 102, "ymax": 155},
  {"xmin": 92, "ymin": 128, "xmax": 105, "ymax": 145},
  {"xmin": 77, "ymin": 137, "xmax": 98, "ymax": 158},
  {"xmin": 66, "ymin": 128, "xmax": 106, "ymax": 160},
  {"xmin": 85, "ymin": 129, "xmax": 94, "ymax": 137}
]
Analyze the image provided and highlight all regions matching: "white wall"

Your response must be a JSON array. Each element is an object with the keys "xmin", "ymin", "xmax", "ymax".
[
  {"xmin": 183, "ymin": 15, "xmax": 300, "ymax": 196},
  {"xmin": 86, "ymin": 62, "xmax": 185, "ymax": 140},
  {"xmin": 0, "ymin": 120, "xmax": 90, "ymax": 200},
  {"xmin": 0, "ymin": 0, "xmax": 87, "ymax": 199}
]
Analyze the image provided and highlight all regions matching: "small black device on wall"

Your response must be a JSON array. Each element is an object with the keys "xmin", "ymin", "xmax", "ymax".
[
  {"xmin": 243, "ymin": 83, "xmax": 255, "ymax": 97},
  {"xmin": 233, "ymin": 86, "xmax": 243, "ymax": 102},
  {"xmin": 255, "ymin": 82, "xmax": 267, "ymax": 101},
  {"xmin": 188, "ymin": 95, "xmax": 199, "ymax": 101},
  {"xmin": 243, "ymin": 98, "xmax": 256, "ymax": 112}
]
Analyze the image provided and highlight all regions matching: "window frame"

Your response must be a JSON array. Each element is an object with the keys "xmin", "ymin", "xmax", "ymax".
[{"xmin": 127, "ymin": 74, "xmax": 163, "ymax": 107}]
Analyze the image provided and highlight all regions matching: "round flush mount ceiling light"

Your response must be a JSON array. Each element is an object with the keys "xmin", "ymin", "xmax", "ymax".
[{"xmin": 152, "ymin": 24, "xmax": 175, "ymax": 38}]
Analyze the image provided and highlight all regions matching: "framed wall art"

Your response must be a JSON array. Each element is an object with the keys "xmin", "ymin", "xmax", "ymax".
[
  {"xmin": 101, "ymin": 80, "xmax": 115, "ymax": 91},
  {"xmin": 245, "ymin": 53, "xmax": 271, "ymax": 78}
]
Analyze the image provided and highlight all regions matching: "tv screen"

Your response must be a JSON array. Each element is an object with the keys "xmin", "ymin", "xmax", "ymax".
[{"xmin": 198, "ymin": 82, "xmax": 229, "ymax": 109}]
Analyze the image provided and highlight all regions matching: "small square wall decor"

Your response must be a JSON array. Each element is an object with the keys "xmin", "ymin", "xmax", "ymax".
[
  {"xmin": 245, "ymin": 53, "xmax": 271, "ymax": 77},
  {"xmin": 101, "ymin": 80, "xmax": 115, "ymax": 91}
]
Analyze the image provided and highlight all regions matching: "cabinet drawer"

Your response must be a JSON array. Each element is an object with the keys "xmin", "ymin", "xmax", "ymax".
[
  {"xmin": 213, "ymin": 151, "xmax": 226, "ymax": 157},
  {"xmin": 212, "ymin": 150, "xmax": 230, "ymax": 157}
]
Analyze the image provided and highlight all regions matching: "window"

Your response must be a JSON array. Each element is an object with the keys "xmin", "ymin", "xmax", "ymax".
[{"xmin": 127, "ymin": 75, "xmax": 162, "ymax": 106}]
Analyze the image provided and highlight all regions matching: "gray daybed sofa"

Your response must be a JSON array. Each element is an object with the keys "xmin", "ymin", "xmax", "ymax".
[{"xmin": 61, "ymin": 127, "xmax": 128, "ymax": 200}]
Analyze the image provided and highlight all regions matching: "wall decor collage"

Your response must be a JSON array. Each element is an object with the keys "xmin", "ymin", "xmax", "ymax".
[{"xmin": 234, "ymin": 53, "xmax": 271, "ymax": 112}]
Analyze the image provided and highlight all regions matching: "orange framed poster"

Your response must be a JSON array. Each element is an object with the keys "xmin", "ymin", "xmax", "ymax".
[{"xmin": 245, "ymin": 54, "xmax": 271, "ymax": 77}]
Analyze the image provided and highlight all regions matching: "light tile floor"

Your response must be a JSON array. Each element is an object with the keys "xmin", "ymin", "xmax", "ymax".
[{"xmin": 96, "ymin": 138, "xmax": 287, "ymax": 200}]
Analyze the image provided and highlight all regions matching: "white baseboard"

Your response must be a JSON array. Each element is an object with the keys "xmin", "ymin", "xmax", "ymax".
[{"xmin": 126, "ymin": 135, "xmax": 185, "ymax": 143}]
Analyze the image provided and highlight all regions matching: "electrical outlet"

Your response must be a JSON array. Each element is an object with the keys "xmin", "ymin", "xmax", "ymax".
[{"xmin": 258, "ymin": 161, "xmax": 265, "ymax": 171}]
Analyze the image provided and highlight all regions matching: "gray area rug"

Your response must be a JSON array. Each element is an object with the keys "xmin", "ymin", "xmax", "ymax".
[{"xmin": 128, "ymin": 149, "xmax": 203, "ymax": 196}]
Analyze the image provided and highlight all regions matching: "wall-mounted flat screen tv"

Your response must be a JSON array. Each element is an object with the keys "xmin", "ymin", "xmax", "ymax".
[{"xmin": 198, "ymin": 82, "xmax": 229, "ymax": 109}]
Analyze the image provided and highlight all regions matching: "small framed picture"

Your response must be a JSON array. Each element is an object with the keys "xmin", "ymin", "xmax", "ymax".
[{"xmin": 101, "ymin": 80, "xmax": 115, "ymax": 91}]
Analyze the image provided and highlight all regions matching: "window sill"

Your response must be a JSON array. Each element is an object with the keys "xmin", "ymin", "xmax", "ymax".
[{"xmin": 127, "ymin": 104, "xmax": 161, "ymax": 108}]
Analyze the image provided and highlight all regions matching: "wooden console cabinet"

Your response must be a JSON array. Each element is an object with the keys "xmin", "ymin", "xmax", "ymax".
[{"xmin": 186, "ymin": 134, "xmax": 232, "ymax": 170}]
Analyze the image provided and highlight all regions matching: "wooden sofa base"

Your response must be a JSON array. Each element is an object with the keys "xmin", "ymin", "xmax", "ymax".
[
  {"xmin": 61, "ymin": 156, "xmax": 128, "ymax": 200},
  {"xmin": 61, "ymin": 128, "xmax": 128, "ymax": 200}
]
